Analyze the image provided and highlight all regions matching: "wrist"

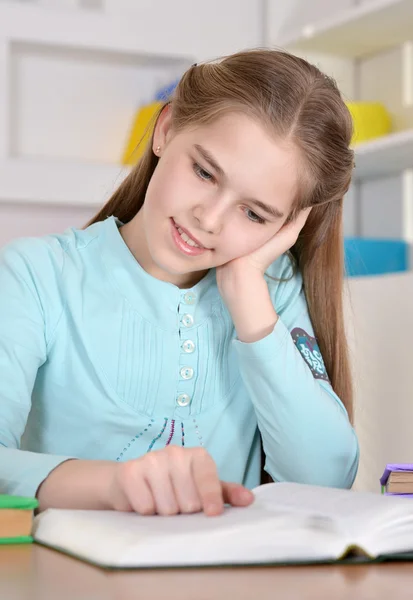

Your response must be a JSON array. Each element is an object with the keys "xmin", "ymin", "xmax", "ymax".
[
  {"xmin": 36, "ymin": 459, "xmax": 118, "ymax": 511},
  {"xmin": 220, "ymin": 268, "xmax": 263, "ymax": 307},
  {"xmin": 108, "ymin": 461, "xmax": 134, "ymax": 512},
  {"xmin": 224, "ymin": 275, "xmax": 278, "ymax": 343}
]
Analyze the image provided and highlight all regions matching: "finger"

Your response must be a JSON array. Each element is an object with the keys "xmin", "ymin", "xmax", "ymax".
[
  {"xmin": 128, "ymin": 474, "xmax": 156, "ymax": 515},
  {"xmin": 143, "ymin": 453, "xmax": 179, "ymax": 515},
  {"xmin": 267, "ymin": 206, "xmax": 311, "ymax": 249},
  {"xmin": 294, "ymin": 206, "xmax": 312, "ymax": 229},
  {"xmin": 298, "ymin": 206, "xmax": 312, "ymax": 221},
  {"xmin": 222, "ymin": 482, "xmax": 254, "ymax": 507},
  {"xmin": 192, "ymin": 450, "xmax": 224, "ymax": 516},
  {"xmin": 283, "ymin": 206, "xmax": 312, "ymax": 235},
  {"xmin": 249, "ymin": 207, "xmax": 312, "ymax": 270},
  {"xmin": 170, "ymin": 452, "xmax": 202, "ymax": 514}
]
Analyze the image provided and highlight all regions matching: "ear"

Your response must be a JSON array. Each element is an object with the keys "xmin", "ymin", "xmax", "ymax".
[{"xmin": 152, "ymin": 104, "xmax": 173, "ymax": 155}]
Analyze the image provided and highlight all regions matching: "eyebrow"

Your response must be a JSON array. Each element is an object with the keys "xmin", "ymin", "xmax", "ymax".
[
  {"xmin": 194, "ymin": 144, "xmax": 225, "ymax": 178},
  {"xmin": 193, "ymin": 143, "xmax": 284, "ymax": 220}
]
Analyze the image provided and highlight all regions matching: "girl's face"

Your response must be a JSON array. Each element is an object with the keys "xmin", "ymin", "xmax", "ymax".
[{"xmin": 123, "ymin": 109, "xmax": 300, "ymax": 288}]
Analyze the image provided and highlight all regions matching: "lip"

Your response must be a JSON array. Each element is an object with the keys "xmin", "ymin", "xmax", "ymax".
[
  {"xmin": 172, "ymin": 219, "xmax": 207, "ymax": 249},
  {"xmin": 170, "ymin": 219, "xmax": 210, "ymax": 256}
]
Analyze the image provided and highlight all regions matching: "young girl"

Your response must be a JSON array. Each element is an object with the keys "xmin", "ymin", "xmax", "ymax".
[{"xmin": 0, "ymin": 49, "xmax": 359, "ymax": 517}]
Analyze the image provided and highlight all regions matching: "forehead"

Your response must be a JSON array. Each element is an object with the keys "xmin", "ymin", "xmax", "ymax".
[{"xmin": 179, "ymin": 112, "xmax": 300, "ymax": 213}]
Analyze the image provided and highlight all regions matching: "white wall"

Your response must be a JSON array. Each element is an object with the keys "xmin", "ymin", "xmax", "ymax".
[
  {"xmin": 347, "ymin": 273, "xmax": 413, "ymax": 493},
  {"xmin": 0, "ymin": 202, "xmax": 93, "ymax": 247}
]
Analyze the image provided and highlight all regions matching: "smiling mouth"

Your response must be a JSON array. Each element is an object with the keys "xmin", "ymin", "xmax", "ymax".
[{"xmin": 172, "ymin": 219, "xmax": 211, "ymax": 250}]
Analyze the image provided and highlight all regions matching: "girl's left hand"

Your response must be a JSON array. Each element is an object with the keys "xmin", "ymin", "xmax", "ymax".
[{"xmin": 217, "ymin": 208, "xmax": 311, "ymax": 299}]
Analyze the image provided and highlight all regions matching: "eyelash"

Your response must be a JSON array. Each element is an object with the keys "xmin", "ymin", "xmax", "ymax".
[
  {"xmin": 193, "ymin": 163, "xmax": 214, "ymax": 182},
  {"xmin": 244, "ymin": 209, "xmax": 266, "ymax": 225},
  {"xmin": 192, "ymin": 162, "xmax": 267, "ymax": 225}
]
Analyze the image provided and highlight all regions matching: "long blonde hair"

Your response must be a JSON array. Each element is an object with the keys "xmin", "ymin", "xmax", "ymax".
[{"xmin": 89, "ymin": 49, "xmax": 355, "ymax": 421}]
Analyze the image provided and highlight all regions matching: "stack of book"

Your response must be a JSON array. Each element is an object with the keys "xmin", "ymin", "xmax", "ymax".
[
  {"xmin": 380, "ymin": 464, "xmax": 413, "ymax": 497},
  {"xmin": 0, "ymin": 494, "xmax": 38, "ymax": 544}
]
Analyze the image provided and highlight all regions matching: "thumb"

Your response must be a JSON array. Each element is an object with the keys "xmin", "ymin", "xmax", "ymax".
[{"xmin": 221, "ymin": 482, "xmax": 254, "ymax": 507}]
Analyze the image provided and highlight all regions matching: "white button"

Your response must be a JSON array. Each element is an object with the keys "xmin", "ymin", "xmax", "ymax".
[
  {"xmin": 180, "ymin": 366, "xmax": 194, "ymax": 380},
  {"xmin": 181, "ymin": 314, "xmax": 194, "ymax": 328},
  {"xmin": 182, "ymin": 340, "xmax": 195, "ymax": 353},
  {"xmin": 183, "ymin": 292, "xmax": 196, "ymax": 305},
  {"xmin": 176, "ymin": 393, "xmax": 191, "ymax": 407}
]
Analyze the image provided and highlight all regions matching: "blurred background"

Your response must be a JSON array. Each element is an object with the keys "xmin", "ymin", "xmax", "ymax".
[{"xmin": 1, "ymin": 0, "xmax": 413, "ymax": 493}]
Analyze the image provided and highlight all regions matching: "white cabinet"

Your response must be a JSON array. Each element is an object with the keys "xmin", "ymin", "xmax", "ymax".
[
  {"xmin": 0, "ymin": 0, "xmax": 262, "ymax": 208},
  {"xmin": 0, "ymin": 2, "xmax": 191, "ymax": 206},
  {"xmin": 103, "ymin": 0, "xmax": 263, "ymax": 62},
  {"xmin": 274, "ymin": 0, "xmax": 413, "ymax": 58}
]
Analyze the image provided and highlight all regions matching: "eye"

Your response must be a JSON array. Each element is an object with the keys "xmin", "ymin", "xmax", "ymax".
[
  {"xmin": 193, "ymin": 163, "xmax": 214, "ymax": 182},
  {"xmin": 244, "ymin": 208, "xmax": 266, "ymax": 224}
]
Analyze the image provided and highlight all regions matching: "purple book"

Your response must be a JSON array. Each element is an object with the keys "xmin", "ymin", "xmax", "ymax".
[{"xmin": 380, "ymin": 463, "xmax": 413, "ymax": 496}]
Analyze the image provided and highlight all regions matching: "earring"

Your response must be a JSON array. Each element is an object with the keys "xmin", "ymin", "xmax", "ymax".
[{"xmin": 155, "ymin": 145, "xmax": 161, "ymax": 155}]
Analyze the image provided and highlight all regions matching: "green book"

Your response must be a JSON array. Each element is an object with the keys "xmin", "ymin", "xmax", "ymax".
[{"xmin": 0, "ymin": 494, "xmax": 38, "ymax": 545}]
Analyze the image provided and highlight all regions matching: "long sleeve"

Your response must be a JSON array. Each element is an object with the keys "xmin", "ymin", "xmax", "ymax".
[
  {"xmin": 233, "ymin": 254, "xmax": 359, "ymax": 488},
  {"xmin": 0, "ymin": 240, "xmax": 73, "ymax": 497}
]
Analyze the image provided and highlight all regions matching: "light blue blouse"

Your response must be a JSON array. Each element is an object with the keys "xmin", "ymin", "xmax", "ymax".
[{"xmin": 0, "ymin": 217, "xmax": 359, "ymax": 497}]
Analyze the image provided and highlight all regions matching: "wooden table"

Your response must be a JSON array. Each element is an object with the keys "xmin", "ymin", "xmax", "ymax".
[{"xmin": 2, "ymin": 544, "xmax": 413, "ymax": 600}]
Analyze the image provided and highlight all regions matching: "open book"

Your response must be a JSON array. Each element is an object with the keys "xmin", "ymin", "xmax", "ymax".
[{"xmin": 32, "ymin": 482, "xmax": 413, "ymax": 569}]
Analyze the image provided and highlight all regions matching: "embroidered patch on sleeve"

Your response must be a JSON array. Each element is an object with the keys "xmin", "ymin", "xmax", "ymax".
[{"xmin": 291, "ymin": 327, "xmax": 330, "ymax": 382}]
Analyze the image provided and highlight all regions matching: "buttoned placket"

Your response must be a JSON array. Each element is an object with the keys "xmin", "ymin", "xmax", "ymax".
[{"xmin": 175, "ymin": 290, "xmax": 198, "ymax": 416}]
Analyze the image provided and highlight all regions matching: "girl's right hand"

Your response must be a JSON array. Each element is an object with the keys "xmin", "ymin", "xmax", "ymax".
[{"xmin": 109, "ymin": 446, "xmax": 254, "ymax": 516}]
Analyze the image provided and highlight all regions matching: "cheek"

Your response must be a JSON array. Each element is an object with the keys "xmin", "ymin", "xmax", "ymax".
[
  {"xmin": 145, "ymin": 161, "xmax": 192, "ymax": 215},
  {"xmin": 221, "ymin": 224, "xmax": 275, "ymax": 260},
  {"xmin": 144, "ymin": 172, "xmax": 169, "ymax": 214}
]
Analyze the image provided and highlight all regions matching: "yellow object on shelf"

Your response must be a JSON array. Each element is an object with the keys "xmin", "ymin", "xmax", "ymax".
[
  {"xmin": 122, "ymin": 101, "xmax": 163, "ymax": 165},
  {"xmin": 346, "ymin": 102, "xmax": 391, "ymax": 145}
]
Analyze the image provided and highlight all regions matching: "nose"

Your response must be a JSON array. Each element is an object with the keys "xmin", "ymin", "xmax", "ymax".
[{"xmin": 192, "ymin": 197, "xmax": 225, "ymax": 235}]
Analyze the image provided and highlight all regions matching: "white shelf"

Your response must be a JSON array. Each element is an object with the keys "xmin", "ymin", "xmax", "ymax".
[
  {"xmin": 354, "ymin": 129, "xmax": 413, "ymax": 180},
  {"xmin": 0, "ymin": 157, "xmax": 131, "ymax": 206},
  {"xmin": 0, "ymin": 2, "xmax": 192, "ymax": 66},
  {"xmin": 277, "ymin": 0, "xmax": 413, "ymax": 58},
  {"xmin": 0, "ymin": 2, "xmax": 190, "ymax": 207},
  {"xmin": 2, "ymin": 130, "xmax": 412, "ymax": 206}
]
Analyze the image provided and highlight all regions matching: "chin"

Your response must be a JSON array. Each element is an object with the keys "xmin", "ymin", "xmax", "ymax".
[{"xmin": 149, "ymin": 249, "xmax": 191, "ymax": 277}]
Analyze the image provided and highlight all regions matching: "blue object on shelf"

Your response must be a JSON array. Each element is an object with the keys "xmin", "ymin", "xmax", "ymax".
[
  {"xmin": 344, "ymin": 238, "xmax": 409, "ymax": 277},
  {"xmin": 155, "ymin": 79, "xmax": 180, "ymax": 102}
]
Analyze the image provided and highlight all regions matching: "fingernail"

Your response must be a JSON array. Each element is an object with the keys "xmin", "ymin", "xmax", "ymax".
[
  {"xmin": 241, "ymin": 489, "xmax": 254, "ymax": 502},
  {"xmin": 206, "ymin": 503, "xmax": 222, "ymax": 516}
]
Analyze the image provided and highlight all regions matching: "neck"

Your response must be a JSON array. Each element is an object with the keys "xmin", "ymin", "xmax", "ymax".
[{"xmin": 119, "ymin": 211, "xmax": 209, "ymax": 289}]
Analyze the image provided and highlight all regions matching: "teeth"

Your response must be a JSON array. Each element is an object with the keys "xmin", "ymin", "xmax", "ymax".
[{"xmin": 177, "ymin": 226, "xmax": 200, "ymax": 248}]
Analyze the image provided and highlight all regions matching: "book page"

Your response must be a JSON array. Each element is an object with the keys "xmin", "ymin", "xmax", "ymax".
[
  {"xmin": 253, "ymin": 482, "xmax": 413, "ymax": 555},
  {"xmin": 33, "ymin": 499, "xmax": 346, "ymax": 568}
]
